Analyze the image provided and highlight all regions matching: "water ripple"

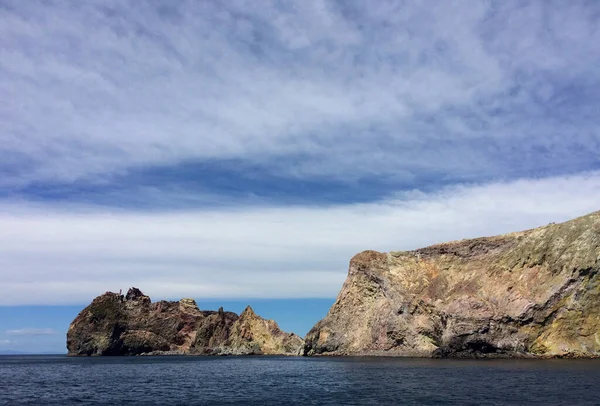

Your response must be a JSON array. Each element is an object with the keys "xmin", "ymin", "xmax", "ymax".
[{"xmin": 1, "ymin": 356, "xmax": 600, "ymax": 405}]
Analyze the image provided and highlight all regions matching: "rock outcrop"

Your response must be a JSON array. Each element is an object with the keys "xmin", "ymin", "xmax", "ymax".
[
  {"xmin": 305, "ymin": 211, "xmax": 600, "ymax": 358},
  {"xmin": 67, "ymin": 288, "xmax": 303, "ymax": 356}
]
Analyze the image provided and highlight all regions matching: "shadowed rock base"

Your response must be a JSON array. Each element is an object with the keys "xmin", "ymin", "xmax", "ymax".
[{"xmin": 304, "ymin": 210, "xmax": 600, "ymax": 358}]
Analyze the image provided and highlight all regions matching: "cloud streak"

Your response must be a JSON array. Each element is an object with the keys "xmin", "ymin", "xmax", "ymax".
[
  {"xmin": 1, "ymin": 0, "xmax": 599, "ymax": 191},
  {"xmin": 1, "ymin": 172, "xmax": 599, "ymax": 305},
  {"xmin": 5, "ymin": 328, "xmax": 57, "ymax": 336}
]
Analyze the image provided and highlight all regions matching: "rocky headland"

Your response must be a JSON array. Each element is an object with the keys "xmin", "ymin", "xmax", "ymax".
[
  {"xmin": 304, "ymin": 210, "xmax": 600, "ymax": 358},
  {"xmin": 67, "ymin": 288, "xmax": 304, "ymax": 356},
  {"xmin": 68, "ymin": 211, "xmax": 600, "ymax": 358}
]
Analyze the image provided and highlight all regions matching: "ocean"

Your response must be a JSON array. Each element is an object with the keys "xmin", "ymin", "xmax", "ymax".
[{"xmin": 1, "ymin": 355, "xmax": 599, "ymax": 405}]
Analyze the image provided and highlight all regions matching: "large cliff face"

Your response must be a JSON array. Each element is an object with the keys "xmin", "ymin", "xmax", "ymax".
[
  {"xmin": 67, "ymin": 288, "xmax": 303, "ymax": 356},
  {"xmin": 305, "ymin": 211, "xmax": 600, "ymax": 358}
]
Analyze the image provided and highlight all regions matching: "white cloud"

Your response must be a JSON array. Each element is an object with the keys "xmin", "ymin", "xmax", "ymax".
[
  {"xmin": 0, "ymin": 1, "xmax": 599, "ymax": 186},
  {"xmin": 0, "ymin": 172, "xmax": 598, "ymax": 305},
  {"xmin": 5, "ymin": 329, "xmax": 57, "ymax": 336},
  {"xmin": 0, "ymin": 2, "xmax": 599, "ymax": 307}
]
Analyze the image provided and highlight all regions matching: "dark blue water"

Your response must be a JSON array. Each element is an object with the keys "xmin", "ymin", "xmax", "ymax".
[{"xmin": 1, "ymin": 356, "xmax": 600, "ymax": 405}]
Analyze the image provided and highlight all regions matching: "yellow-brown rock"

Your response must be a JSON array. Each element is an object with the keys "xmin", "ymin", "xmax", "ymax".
[
  {"xmin": 223, "ymin": 306, "xmax": 304, "ymax": 355},
  {"xmin": 304, "ymin": 210, "xmax": 600, "ymax": 358}
]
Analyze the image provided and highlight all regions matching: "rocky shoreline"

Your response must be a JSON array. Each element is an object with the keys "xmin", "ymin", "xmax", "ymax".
[{"xmin": 68, "ymin": 210, "xmax": 600, "ymax": 358}]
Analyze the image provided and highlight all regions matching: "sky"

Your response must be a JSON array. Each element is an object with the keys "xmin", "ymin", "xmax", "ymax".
[{"xmin": 1, "ymin": 0, "xmax": 599, "ymax": 353}]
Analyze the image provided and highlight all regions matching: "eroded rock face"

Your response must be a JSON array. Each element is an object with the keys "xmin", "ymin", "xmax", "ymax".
[
  {"xmin": 67, "ymin": 289, "xmax": 304, "ymax": 356},
  {"xmin": 304, "ymin": 211, "xmax": 600, "ymax": 358},
  {"xmin": 223, "ymin": 306, "xmax": 305, "ymax": 355}
]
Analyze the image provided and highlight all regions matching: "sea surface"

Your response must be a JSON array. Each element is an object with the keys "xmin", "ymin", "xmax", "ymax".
[{"xmin": 1, "ymin": 355, "xmax": 600, "ymax": 405}]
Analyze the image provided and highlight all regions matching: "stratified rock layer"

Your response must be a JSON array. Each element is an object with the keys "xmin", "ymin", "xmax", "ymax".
[
  {"xmin": 305, "ymin": 211, "xmax": 600, "ymax": 358},
  {"xmin": 67, "ymin": 288, "xmax": 303, "ymax": 356}
]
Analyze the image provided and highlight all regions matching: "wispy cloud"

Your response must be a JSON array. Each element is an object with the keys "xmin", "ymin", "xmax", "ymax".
[
  {"xmin": 1, "ymin": 172, "xmax": 599, "ymax": 305},
  {"xmin": 1, "ymin": 1, "xmax": 599, "ymax": 191},
  {"xmin": 5, "ymin": 329, "xmax": 57, "ymax": 336},
  {"xmin": 0, "ymin": 1, "xmax": 599, "ymax": 305}
]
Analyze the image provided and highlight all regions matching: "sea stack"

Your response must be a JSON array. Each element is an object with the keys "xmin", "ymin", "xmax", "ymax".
[
  {"xmin": 67, "ymin": 288, "xmax": 304, "ymax": 356},
  {"xmin": 304, "ymin": 210, "xmax": 600, "ymax": 358}
]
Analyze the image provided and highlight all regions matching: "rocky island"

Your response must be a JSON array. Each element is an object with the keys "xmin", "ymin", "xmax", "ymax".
[
  {"xmin": 67, "ymin": 288, "xmax": 304, "ymax": 356},
  {"xmin": 304, "ymin": 210, "xmax": 600, "ymax": 358}
]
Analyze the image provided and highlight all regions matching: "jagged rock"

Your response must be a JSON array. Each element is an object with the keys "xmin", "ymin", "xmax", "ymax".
[
  {"xmin": 67, "ymin": 288, "xmax": 304, "ymax": 356},
  {"xmin": 125, "ymin": 287, "xmax": 148, "ymax": 302},
  {"xmin": 304, "ymin": 210, "xmax": 600, "ymax": 358},
  {"xmin": 222, "ymin": 306, "xmax": 304, "ymax": 355},
  {"xmin": 193, "ymin": 307, "xmax": 239, "ymax": 355}
]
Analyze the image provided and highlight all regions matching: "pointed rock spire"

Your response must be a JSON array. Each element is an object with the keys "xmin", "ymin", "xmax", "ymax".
[{"xmin": 240, "ymin": 305, "xmax": 256, "ymax": 318}]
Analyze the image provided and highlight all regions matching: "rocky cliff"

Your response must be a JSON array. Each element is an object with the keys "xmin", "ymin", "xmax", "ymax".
[
  {"xmin": 305, "ymin": 211, "xmax": 600, "ymax": 358},
  {"xmin": 67, "ymin": 288, "xmax": 303, "ymax": 356}
]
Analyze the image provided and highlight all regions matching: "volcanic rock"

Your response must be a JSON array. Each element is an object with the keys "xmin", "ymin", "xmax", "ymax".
[
  {"xmin": 67, "ymin": 288, "xmax": 304, "ymax": 356},
  {"xmin": 304, "ymin": 210, "xmax": 600, "ymax": 358}
]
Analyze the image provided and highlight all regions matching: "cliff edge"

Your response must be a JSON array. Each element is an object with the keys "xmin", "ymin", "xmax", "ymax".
[
  {"xmin": 304, "ymin": 211, "xmax": 600, "ymax": 358},
  {"xmin": 67, "ymin": 288, "xmax": 303, "ymax": 356}
]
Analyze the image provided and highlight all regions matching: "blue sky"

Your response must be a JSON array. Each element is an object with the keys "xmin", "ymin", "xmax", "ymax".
[
  {"xmin": 0, "ymin": 299, "xmax": 335, "ymax": 354},
  {"xmin": 1, "ymin": 0, "xmax": 600, "ymax": 353}
]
